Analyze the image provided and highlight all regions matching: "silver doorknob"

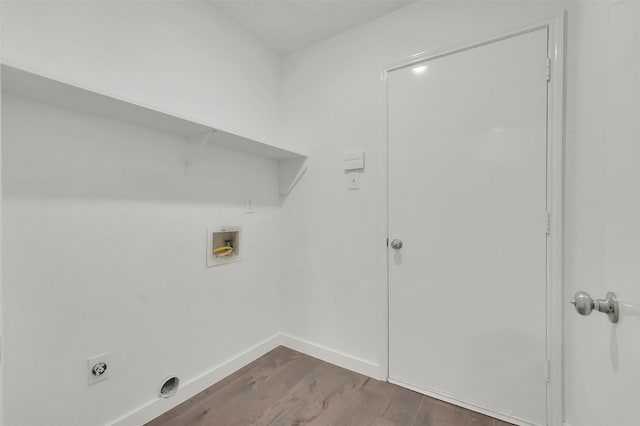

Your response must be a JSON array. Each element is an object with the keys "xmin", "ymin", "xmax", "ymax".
[
  {"xmin": 570, "ymin": 291, "xmax": 619, "ymax": 323},
  {"xmin": 390, "ymin": 239, "xmax": 403, "ymax": 249}
]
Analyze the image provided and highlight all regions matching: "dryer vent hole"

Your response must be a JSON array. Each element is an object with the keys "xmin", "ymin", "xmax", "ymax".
[{"xmin": 159, "ymin": 376, "xmax": 179, "ymax": 398}]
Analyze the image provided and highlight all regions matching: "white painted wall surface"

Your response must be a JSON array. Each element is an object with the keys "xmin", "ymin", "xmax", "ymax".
[
  {"xmin": 2, "ymin": 1, "xmax": 639, "ymax": 425},
  {"xmin": 2, "ymin": 94, "xmax": 282, "ymax": 426},
  {"xmin": 1, "ymin": 0, "xmax": 281, "ymax": 145},
  {"xmin": 0, "ymin": 50, "xmax": 4, "ymax": 426},
  {"xmin": 281, "ymin": 2, "xmax": 640, "ymax": 425},
  {"xmin": 1, "ymin": 4, "xmax": 6, "ymax": 425},
  {"xmin": 1, "ymin": 3, "xmax": 283, "ymax": 424}
]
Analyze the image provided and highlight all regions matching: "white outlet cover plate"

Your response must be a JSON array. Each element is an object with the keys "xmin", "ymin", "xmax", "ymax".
[{"xmin": 88, "ymin": 353, "xmax": 110, "ymax": 386}]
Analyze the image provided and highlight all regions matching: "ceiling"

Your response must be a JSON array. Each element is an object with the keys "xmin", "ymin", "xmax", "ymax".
[{"xmin": 208, "ymin": 1, "xmax": 415, "ymax": 55}]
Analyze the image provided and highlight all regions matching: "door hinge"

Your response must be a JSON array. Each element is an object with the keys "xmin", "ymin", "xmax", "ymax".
[
  {"xmin": 545, "ymin": 358, "xmax": 551, "ymax": 382},
  {"xmin": 545, "ymin": 211, "xmax": 550, "ymax": 235},
  {"xmin": 545, "ymin": 57, "xmax": 551, "ymax": 82},
  {"xmin": 386, "ymin": 238, "xmax": 389, "ymax": 247}
]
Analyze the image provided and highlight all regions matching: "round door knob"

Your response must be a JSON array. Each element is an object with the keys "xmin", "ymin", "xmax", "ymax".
[
  {"xmin": 571, "ymin": 291, "xmax": 620, "ymax": 323},
  {"xmin": 390, "ymin": 239, "xmax": 403, "ymax": 249},
  {"xmin": 571, "ymin": 291, "xmax": 594, "ymax": 316}
]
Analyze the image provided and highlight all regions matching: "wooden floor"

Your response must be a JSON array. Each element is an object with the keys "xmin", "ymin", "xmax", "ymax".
[{"xmin": 146, "ymin": 346, "xmax": 514, "ymax": 426}]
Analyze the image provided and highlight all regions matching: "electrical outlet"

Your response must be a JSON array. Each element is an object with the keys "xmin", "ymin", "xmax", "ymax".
[{"xmin": 88, "ymin": 353, "xmax": 110, "ymax": 386}]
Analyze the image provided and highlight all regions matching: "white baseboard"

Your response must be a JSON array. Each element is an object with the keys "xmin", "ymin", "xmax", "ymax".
[
  {"xmin": 109, "ymin": 333, "xmax": 382, "ymax": 425},
  {"xmin": 109, "ymin": 333, "xmax": 282, "ymax": 426},
  {"xmin": 388, "ymin": 378, "xmax": 543, "ymax": 426},
  {"xmin": 279, "ymin": 333, "xmax": 381, "ymax": 379},
  {"xmin": 107, "ymin": 334, "xmax": 563, "ymax": 426},
  {"xmin": 107, "ymin": 332, "xmax": 564, "ymax": 426}
]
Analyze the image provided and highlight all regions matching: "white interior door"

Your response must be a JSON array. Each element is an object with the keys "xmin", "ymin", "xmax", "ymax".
[{"xmin": 388, "ymin": 29, "xmax": 549, "ymax": 425}]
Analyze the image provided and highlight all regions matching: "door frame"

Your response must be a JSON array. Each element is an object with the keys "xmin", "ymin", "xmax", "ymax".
[{"xmin": 377, "ymin": 12, "xmax": 566, "ymax": 426}]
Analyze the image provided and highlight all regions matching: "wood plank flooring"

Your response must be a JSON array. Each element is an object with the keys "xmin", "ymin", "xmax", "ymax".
[{"xmin": 146, "ymin": 346, "xmax": 515, "ymax": 426}]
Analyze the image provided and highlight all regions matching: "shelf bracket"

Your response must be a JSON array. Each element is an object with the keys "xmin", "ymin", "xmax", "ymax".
[
  {"xmin": 184, "ymin": 129, "xmax": 214, "ymax": 176},
  {"xmin": 279, "ymin": 157, "xmax": 308, "ymax": 195}
]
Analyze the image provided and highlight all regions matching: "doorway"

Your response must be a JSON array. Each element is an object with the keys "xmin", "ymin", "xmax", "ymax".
[{"xmin": 385, "ymin": 22, "xmax": 564, "ymax": 426}]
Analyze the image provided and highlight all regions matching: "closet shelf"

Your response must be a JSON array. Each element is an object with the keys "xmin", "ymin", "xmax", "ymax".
[{"xmin": 1, "ymin": 63, "xmax": 308, "ymax": 195}]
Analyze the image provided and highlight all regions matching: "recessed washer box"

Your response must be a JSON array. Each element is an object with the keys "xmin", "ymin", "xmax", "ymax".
[{"xmin": 207, "ymin": 226, "xmax": 241, "ymax": 267}]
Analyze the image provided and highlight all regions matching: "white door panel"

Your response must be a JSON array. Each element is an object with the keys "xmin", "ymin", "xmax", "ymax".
[{"xmin": 388, "ymin": 29, "xmax": 549, "ymax": 425}]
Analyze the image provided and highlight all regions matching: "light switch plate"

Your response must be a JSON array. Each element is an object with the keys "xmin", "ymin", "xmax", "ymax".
[
  {"xmin": 347, "ymin": 172, "xmax": 360, "ymax": 190},
  {"xmin": 245, "ymin": 197, "xmax": 254, "ymax": 214}
]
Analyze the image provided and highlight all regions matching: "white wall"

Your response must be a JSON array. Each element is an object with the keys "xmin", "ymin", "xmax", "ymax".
[
  {"xmin": 1, "ymin": 1, "xmax": 284, "ymax": 425},
  {"xmin": 2, "ymin": 94, "xmax": 282, "ymax": 426},
  {"xmin": 1, "ymin": 0, "xmax": 282, "ymax": 144},
  {"xmin": 3, "ymin": 1, "xmax": 639, "ymax": 425},
  {"xmin": 280, "ymin": 2, "xmax": 640, "ymax": 426},
  {"xmin": 0, "ymin": 48, "xmax": 3, "ymax": 426}
]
